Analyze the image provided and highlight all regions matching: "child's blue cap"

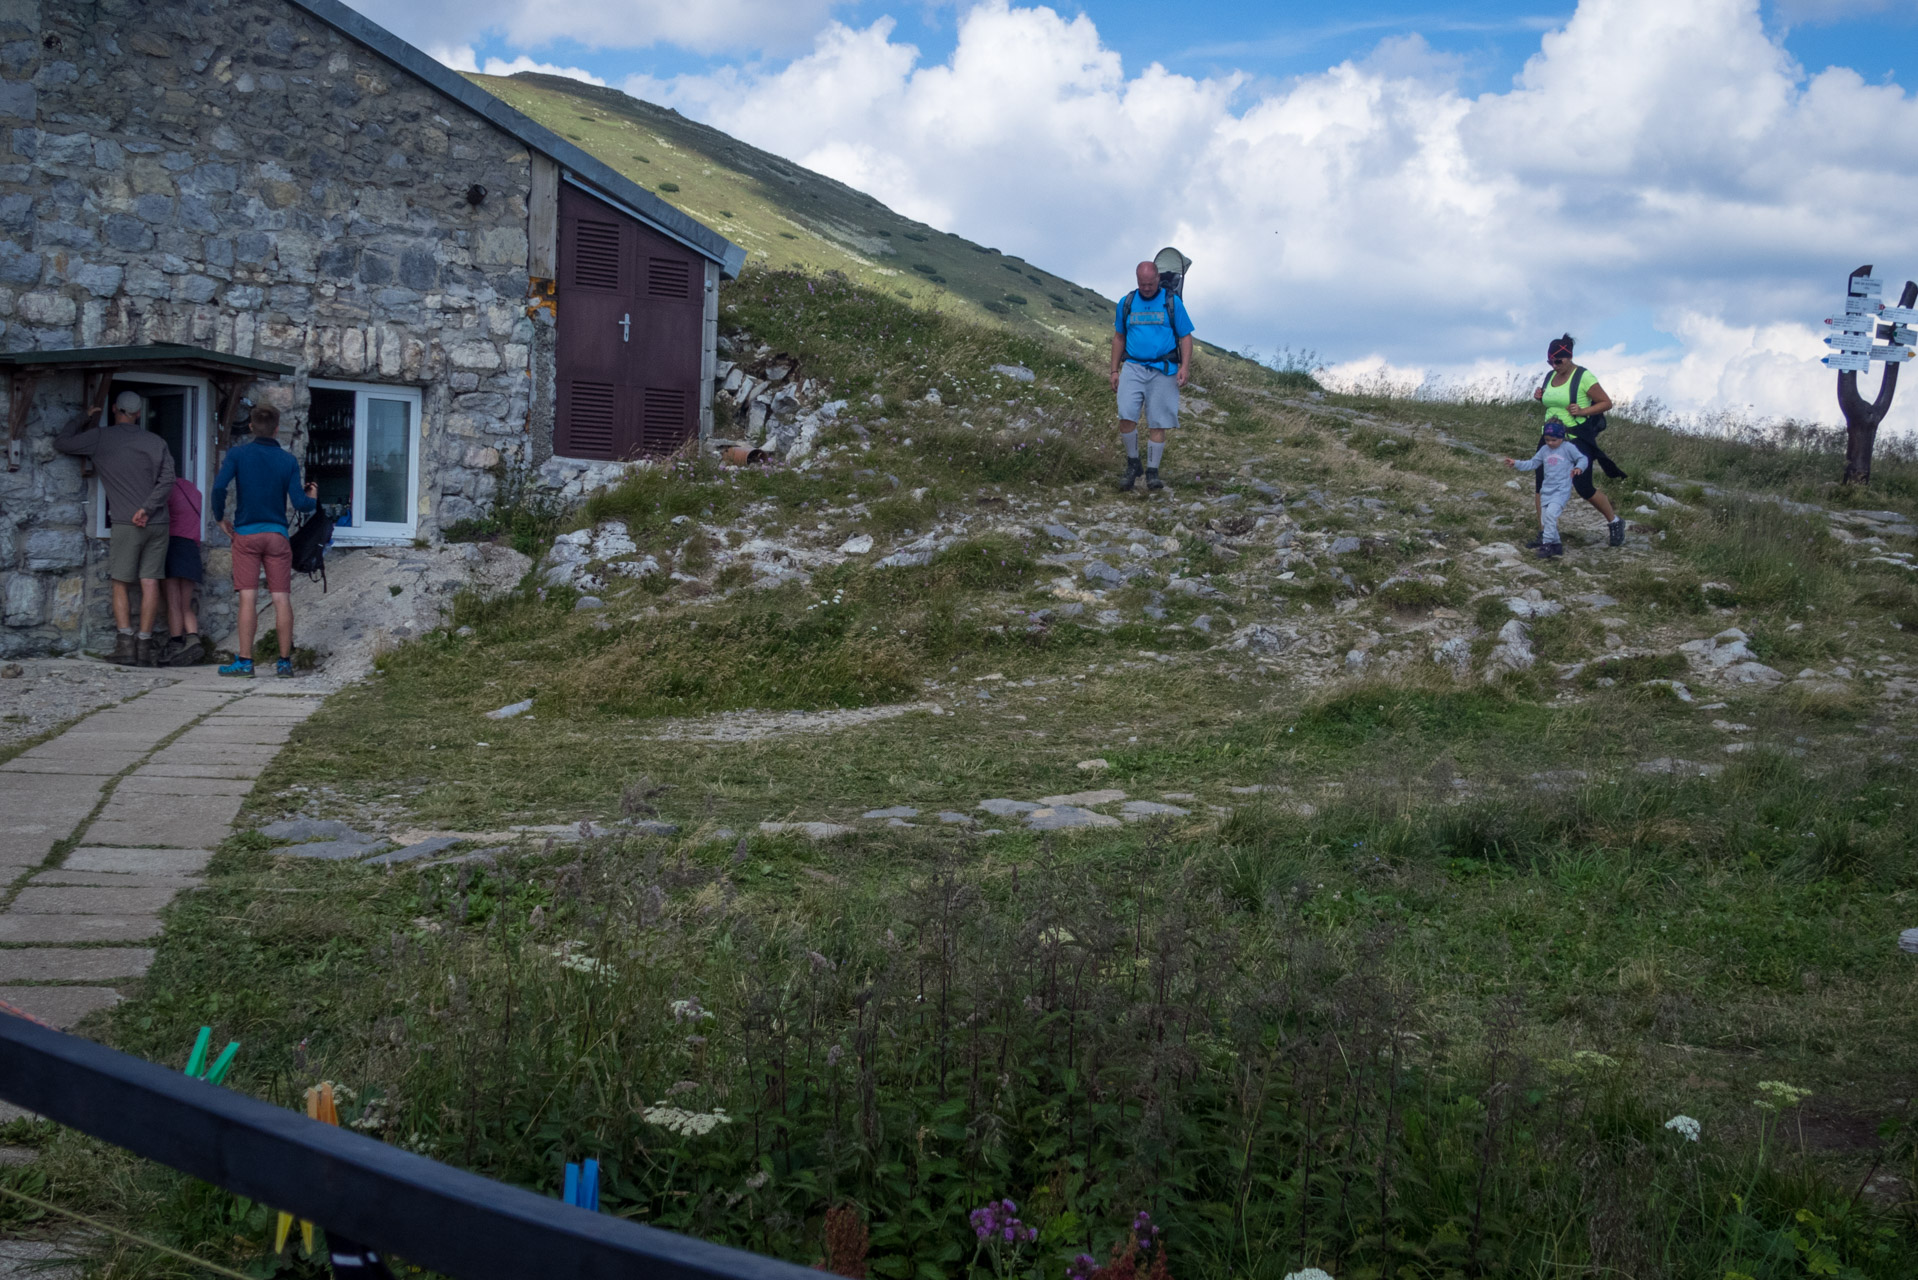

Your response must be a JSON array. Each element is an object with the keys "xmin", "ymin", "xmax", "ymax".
[{"xmin": 1542, "ymin": 421, "xmax": 1565, "ymax": 438}]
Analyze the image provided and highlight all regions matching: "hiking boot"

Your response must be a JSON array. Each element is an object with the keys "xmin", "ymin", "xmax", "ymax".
[
  {"xmin": 275, "ymin": 657, "xmax": 295, "ymax": 679},
  {"xmin": 1524, "ymin": 533, "xmax": 1545, "ymax": 549},
  {"xmin": 134, "ymin": 636, "xmax": 156, "ymax": 667},
  {"xmin": 1119, "ymin": 456, "xmax": 1144, "ymax": 492},
  {"xmin": 109, "ymin": 631, "xmax": 136, "ymax": 665},
  {"xmin": 1537, "ymin": 542, "xmax": 1564, "ymax": 560},
  {"xmin": 1145, "ymin": 467, "xmax": 1164, "ymax": 492},
  {"xmin": 166, "ymin": 634, "xmax": 203, "ymax": 667},
  {"xmin": 1608, "ymin": 518, "xmax": 1626, "ymax": 547},
  {"xmin": 218, "ymin": 657, "xmax": 255, "ymax": 678}
]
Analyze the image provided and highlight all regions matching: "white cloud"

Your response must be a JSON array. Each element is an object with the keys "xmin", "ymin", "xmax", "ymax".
[
  {"xmin": 628, "ymin": 0, "xmax": 1918, "ymax": 432},
  {"xmin": 342, "ymin": 0, "xmax": 841, "ymax": 57}
]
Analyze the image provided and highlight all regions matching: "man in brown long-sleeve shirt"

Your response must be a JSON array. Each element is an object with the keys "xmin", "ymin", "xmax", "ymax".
[{"xmin": 55, "ymin": 390, "xmax": 174, "ymax": 665}]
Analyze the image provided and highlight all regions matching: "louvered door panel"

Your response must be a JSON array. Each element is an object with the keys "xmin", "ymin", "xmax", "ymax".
[
  {"xmin": 647, "ymin": 256, "xmax": 691, "ymax": 300},
  {"xmin": 639, "ymin": 388, "xmax": 691, "ymax": 456},
  {"xmin": 572, "ymin": 221, "xmax": 622, "ymax": 290},
  {"xmin": 562, "ymin": 381, "xmax": 618, "ymax": 457}
]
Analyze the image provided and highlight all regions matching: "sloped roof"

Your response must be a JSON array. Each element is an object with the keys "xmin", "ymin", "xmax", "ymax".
[{"xmin": 285, "ymin": 0, "xmax": 747, "ymax": 279}]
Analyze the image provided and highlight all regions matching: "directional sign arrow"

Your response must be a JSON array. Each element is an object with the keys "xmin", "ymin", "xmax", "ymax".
[
  {"xmin": 1880, "ymin": 306, "xmax": 1918, "ymax": 326},
  {"xmin": 1824, "ymin": 352, "xmax": 1871, "ymax": 371},
  {"xmin": 1872, "ymin": 345, "xmax": 1916, "ymax": 361},
  {"xmin": 1827, "ymin": 314, "xmax": 1877, "ymax": 333},
  {"xmin": 1881, "ymin": 324, "xmax": 1918, "ymax": 345},
  {"xmin": 1851, "ymin": 275, "xmax": 1884, "ymax": 296},
  {"xmin": 1826, "ymin": 332, "xmax": 1873, "ymax": 352}
]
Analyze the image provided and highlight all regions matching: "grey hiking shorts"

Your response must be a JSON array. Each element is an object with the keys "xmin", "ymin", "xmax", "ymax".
[{"xmin": 1117, "ymin": 362, "xmax": 1180, "ymax": 430}]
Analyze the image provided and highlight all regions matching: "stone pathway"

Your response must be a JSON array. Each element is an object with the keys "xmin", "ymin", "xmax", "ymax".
[{"xmin": 0, "ymin": 668, "xmax": 323, "ymax": 1035}]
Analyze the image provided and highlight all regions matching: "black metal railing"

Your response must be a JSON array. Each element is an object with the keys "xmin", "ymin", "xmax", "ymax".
[{"xmin": 0, "ymin": 1012, "xmax": 819, "ymax": 1280}]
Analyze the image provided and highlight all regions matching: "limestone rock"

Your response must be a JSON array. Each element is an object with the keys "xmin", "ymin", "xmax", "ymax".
[
  {"xmin": 1231, "ymin": 624, "xmax": 1295, "ymax": 655},
  {"xmin": 1036, "ymin": 788, "xmax": 1125, "ymax": 807},
  {"xmin": 838, "ymin": 534, "xmax": 875, "ymax": 555},
  {"xmin": 1120, "ymin": 800, "xmax": 1189, "ymax": 821},
  {"xmin": 990, "ymin": 364, "xmax": 1036, "ymax": 383},
  {"xmin": 1024, "ymin": 805, "xmax": 1122, "ymax": 831},
  {"xmin": 487, "ymin": 698, "xmax": 533, "ymax": 719},
  {"xmin": 863, "ymin": 806, "xmax": 919, "ymax": 819},
  {"xmin": 978, "ymin": 798, "xmax": 1040, "ymax": 817}
]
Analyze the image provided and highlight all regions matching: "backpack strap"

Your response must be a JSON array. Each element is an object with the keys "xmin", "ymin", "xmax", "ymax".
[{"xmin": 1569, "ymin": 366, "xmax": 1585, "ymax": 407}]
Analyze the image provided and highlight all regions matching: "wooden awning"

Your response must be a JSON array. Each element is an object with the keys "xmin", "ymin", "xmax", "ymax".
[
  {"xmin": 3, "ymin": 345, "xmax": 294, "ymax": 472},
  {"xmin": 0, "ymin": 344, "xmax": 294, "ymax": 378}
]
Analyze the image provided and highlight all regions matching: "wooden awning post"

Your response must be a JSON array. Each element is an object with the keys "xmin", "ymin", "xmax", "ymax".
[{"xmin": 6, "ymin": 371, "xmax": 38, "ymax": 472}]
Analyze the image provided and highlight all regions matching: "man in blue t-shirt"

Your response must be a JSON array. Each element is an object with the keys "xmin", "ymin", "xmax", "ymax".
[{"xmin": 1110, "ymin": 261, "xmax": 1194, "ymax": 492}]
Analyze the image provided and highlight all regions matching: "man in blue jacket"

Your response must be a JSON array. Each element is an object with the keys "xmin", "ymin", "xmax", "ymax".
[
  {"xmin": 1109, "ymin": 260, "xmax": 1194, "ymax": 493},
  {"xmin": 209, "ymin": 404, "xmax": 317, "ymax": 678}
]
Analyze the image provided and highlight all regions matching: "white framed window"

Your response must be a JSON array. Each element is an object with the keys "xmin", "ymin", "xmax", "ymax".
[
  {"xmin": 306, "ymin": 380, "xmax": 423, "ymax": 545},
  {"xmin": 92, "ymin": 373, "xmax": 211, "ymax": 538}
]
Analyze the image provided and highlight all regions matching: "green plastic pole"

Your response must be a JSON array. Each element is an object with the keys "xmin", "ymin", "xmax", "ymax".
[
  {"xmin": 184, "ymin": 1027, "xmax": 212, "ymax": 1078},
  {"xmin": 204, "ymin": 1042, "xmax": 240, "ymax": 1086}
]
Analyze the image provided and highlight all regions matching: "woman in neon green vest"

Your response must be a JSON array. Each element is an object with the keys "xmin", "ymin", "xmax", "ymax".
[{"xmin": 1530, "ymin": 334, "xmax": 1626, "ymax": 548}]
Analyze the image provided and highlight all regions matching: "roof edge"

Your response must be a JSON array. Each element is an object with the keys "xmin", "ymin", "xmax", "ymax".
[
  {"xmin": 283, "ymin": 0, "xmax": 745, "ymax": 279},
  {"xmin": 0, "ymin": 344, "xmax": 296, "ymax": 376}
]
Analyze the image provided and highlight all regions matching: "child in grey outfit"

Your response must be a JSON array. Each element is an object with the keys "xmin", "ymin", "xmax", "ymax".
[{"xmin": 1505, "ymin": 422, "xmax": 1587, "ymax": 559}]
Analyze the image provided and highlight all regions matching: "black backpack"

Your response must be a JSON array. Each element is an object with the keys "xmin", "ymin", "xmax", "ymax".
[
  {"xmin": 287, "ymin": 508, "xmax": 334, "ymax": 592},
  {"xmin": 1556, "ymin": 366, "xmax": 1608, "ymax": 434}
]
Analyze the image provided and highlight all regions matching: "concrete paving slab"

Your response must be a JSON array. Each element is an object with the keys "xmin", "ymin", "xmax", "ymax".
[
  {"xmin": 29, "ymin": 869, "xmax": 200, "ymax": 889},
  {"xmin": 86, "ymin": 810, "xmax": 238, "ymax": 849},
  {"xmin": 65, "ymin": 847, "xmax": 213, "ymax": 875},
  {"xmin": 11, "ymin": 885, "xmax": 187, "ymax": 914},
  {"xmin": 0, "ymin": 947, "xmax": 154, "ymax": 981},
  {"xmin": 126, "ymin": 762, "xmax": 264, "ymax": 780},
  {"xmin": 158, "ymin": 744, "xmax": 275, "ymax": 764},
  {"xmin": 0, "ymin": 1238, "xmax": 83, "ymax": 1279},
  {"xmin": 0, "ymin": 985, "xmax": 122, "ymax": 1030},
  {"xmin": 0, "ymin": 1102, "xmax": 43, "ymax": 1124},
  {"xmin": 23, "ymin": 731, "xmax": 166, "ymax": 749},
  {"xmin": 0, "ymin": 754, "xmax": 144, "ymax": 776},
  {"xmin": 114, "ymin": 773, "xmax": 253, "ymax": 797},
  {"xmin": 0, "ymin": 913, "xmax": 160, "ymax": 943},
  {"xmin": 174, "ymin": 724, "xmax": 295, "ymax": 745}
]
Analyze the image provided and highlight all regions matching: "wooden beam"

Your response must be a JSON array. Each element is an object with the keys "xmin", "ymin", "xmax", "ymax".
[{"xmin": 528, "ymin": 153, "xmax": 559, "ymax": 280}]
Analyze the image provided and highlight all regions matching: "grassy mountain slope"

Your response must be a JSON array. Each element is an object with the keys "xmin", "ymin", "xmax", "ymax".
[
  {"xmin": 474, "ymin": 71, "xmax": 1134, "ymax": 353},
  {"xmin": 58, "ymin": 264, "xmax": 1918, "ymax": 1277}
]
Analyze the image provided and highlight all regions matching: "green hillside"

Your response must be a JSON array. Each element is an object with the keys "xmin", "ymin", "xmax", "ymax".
[{"xmin": 473, "ymin": 71, "xmax": 1127, "ymax": 352}]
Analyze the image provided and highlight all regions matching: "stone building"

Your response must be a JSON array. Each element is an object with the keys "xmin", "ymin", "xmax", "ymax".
[{"xmin": 0, "ymin": 0, "xmax": 743, "ymax": 656}]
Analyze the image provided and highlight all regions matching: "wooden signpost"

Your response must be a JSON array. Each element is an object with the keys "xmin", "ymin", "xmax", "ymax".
[{"xmin": 1834, "ymin": 264, "xmax": 1918, "ymax": 484}]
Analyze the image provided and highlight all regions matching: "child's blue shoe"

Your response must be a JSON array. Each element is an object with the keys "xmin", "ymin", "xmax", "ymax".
[{"xmin": 218, "ymin": 657, "xmax": 254, "ymax": 678}]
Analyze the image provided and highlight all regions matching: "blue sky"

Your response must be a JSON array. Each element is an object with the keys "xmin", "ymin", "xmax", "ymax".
[
  {"xmin": 364, "ymin": 0, "xmax": 1918, "ymax": 428},
  {"xmin": 439, "ymin": 0, "xmax": 1918, "ymax": 107}
]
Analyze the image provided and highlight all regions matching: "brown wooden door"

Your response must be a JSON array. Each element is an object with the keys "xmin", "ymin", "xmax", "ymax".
[{"xmin": 554, "ymin": 184, "xmax": 703, "ymax": 460}]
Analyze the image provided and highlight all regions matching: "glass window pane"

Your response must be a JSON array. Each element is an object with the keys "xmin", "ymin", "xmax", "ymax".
[
  {"xmin": 307, "ymin": 388, "xmax": 356, "ymax": 525},
  {"xmin": 363, "ymin": 398, "xmax": 411, "ymax": 526}
]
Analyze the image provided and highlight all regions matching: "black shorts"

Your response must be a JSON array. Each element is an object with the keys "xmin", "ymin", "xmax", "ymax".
[
  {"xmin": 1533, "ymin": 436, "xmax": 1597, "ymax": 499},
  {"xmin": 164, "ymin": 536, "xmax": 203, "ymax": 582}
]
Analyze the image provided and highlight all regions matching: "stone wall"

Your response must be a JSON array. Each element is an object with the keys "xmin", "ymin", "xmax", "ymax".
[{"xmin": 0, "ymin": 0, "xmax": 554, "ymax": 654}]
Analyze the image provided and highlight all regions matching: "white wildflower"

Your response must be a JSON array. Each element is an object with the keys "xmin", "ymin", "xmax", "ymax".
[
  {"xmin": 642, "ymin": 1104, "xmax": 732, "ymax": 1137},
  {"xmin": 670, "ymin": 997, "xmax": 715, "ymax": 1023},
  {"xmin": 1664, "ymin": 1114, "xmax": 1701, "ymax": 1142},
  {"xmin": 1284, "ymin": 1270, "xmax": 1336, "ymax": 1280}
]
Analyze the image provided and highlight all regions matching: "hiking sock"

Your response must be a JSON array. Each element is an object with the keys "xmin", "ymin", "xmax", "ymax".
[
  {"xmin": 1121, "ymin": 430, "xmax": 1139, "ymax": 459},
  {"xmin": 1147, "ymin": 440, "xmax": 1165, "ymax": 470}
]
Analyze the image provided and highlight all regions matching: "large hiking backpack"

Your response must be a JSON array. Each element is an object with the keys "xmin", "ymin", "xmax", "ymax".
[{"xmin": 287, "ymin": 508, "xmax": 334, "ymax": 592}]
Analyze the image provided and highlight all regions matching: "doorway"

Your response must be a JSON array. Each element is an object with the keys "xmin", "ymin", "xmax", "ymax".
[{"xmin": 94, "ymin": 375, "xmax": 207, "ymax": 537}]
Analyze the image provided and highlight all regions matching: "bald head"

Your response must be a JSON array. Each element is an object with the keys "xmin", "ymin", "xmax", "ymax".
[{"xmin": 1135, "ymin": 261, "xmax": 1160, "ymax": 297}]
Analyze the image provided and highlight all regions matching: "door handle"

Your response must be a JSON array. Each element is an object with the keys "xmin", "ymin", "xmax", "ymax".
[{"xmin": 620, "ymin": 313, "xmax": 630, "ymax": 342}]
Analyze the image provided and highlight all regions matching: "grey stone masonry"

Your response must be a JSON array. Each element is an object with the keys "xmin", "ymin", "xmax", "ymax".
[{"xmin": 0, "ymin": 0, "xmax": 553, "ymax": 655}]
